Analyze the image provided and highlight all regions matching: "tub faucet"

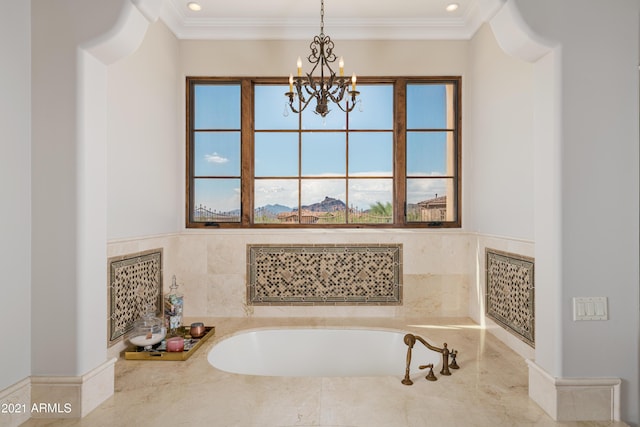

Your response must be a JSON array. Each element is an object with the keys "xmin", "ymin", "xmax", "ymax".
[{"xmin": 401, "ymin": 333, "xmax": 459, "ymax": 385}]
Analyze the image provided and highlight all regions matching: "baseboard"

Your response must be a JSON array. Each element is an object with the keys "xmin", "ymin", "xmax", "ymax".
[
  {"xmin": 527, "ymin": 360, "xmax": 621, "ymax": 421},
  {"xmin": 30, "ymin": 358, "xmax": 116, "ymax": 418},
  {"xmin": 0, "ymin": 377, "xmax": 31, "ymax": 427}
]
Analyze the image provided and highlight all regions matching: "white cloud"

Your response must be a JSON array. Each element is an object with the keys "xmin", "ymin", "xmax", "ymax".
[
  {"xmin": 300, "ymin": 180, "xmax": 346, "ymax": 206},
  {"xmin": 255, "ymin": 180, "xmax": 298, "ymax": 207},
  {"xmin": 406, "ymin": 179, "xmax": 447, "ymax": 204},
  {"xmin": 256, "ymin": 185, "xmax": 287, "ymax": 194},
  {"xmin": 204, "ymin": 152, "xmax": 229, "ymax": 164}
]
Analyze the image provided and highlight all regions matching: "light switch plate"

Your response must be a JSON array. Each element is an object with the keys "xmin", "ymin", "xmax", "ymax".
[{"xmin": 573, "ymin": 297, "xmax": 608, "ymax": 321}]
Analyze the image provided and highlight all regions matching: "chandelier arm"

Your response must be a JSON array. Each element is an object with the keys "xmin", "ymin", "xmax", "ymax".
[
  {"xmin": 288, "ymin": 93, "xmax": 317, "ymax": 114},
  {"xmin": 326, "ymin": 86, "xmax": 347, "ymax": 104},
  {"xmin": 292, "ymin": 83, "xmax": 307, "ymax": 105},
  {"xmin": 334, "ymin": 88, "xmax": 360, "ymax": 113},
  {"xmin": 292, "ymin": 75, "xmax": 317, "ymax": 103},
  {"xmin": 335, "ymin": 98, "xmax": 358, "ymax": 113},
  {"xmin": 335, "ymin": 103, "xmax": 353, "ymax": 113},
  {"xmin": 305, "ymin": 74, "xmax": 321, "ymax": 96},
  {"xmin": 325, "ymin": 76, "xmax": 353, "ymax": 101}
]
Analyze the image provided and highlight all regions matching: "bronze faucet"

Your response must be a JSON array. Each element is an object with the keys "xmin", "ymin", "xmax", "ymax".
[{"xmin": 401, "ymin": 333, "xmax": 459, "ymax": 385}]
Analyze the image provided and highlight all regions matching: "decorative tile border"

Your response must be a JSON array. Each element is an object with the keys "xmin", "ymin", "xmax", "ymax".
[
  {"xmin": 486, "ymin": 248, "xmax": 535, "ymax": 347},
  {"xmin": 247, "ymin": 244, "xmax": 402, "ymax": 305},
  {"xmin": 107, "ymin": 249, "xmax": 163, "ymax": 346}
]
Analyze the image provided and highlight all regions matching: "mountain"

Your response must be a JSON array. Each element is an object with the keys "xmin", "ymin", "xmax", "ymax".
[
  {"xmin": 301, "ymin": 196, "xmax": 346, "ymax": 212},
  {"xmin": 257, "ymin": 204, "xmax": 291, "ymax": 214}
]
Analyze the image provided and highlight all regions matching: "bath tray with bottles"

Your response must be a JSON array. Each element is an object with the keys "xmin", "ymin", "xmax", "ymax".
[{"xmin": 124, "ymin": 326, "xmax": 215, "ymax": 361}]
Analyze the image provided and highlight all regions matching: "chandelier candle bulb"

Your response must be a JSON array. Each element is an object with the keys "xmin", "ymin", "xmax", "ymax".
[
  {"xmin": 297, "ymin": 57, "xmax": 302, "ymax": 76},
  {"xmin": 289, "ymin": 74, "xmax": 293, "ymax": 92},
  {"xmin": 352, "ymin": 73, "xmax": 357, "ymax": 91},
  {"xmin": 339, "ymin": 57, "xmax": 344, "ymax": 76}
]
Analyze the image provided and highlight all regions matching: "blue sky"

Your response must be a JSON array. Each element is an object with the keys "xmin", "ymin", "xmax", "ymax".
[{"xmin": 193, "ymin": 83, "xmax": 451, "ymax": 212}]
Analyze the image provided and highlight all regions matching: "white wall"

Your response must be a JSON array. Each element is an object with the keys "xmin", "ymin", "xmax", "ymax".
[
  {"xmin": 31, "ymin": 0, "xmax": 109, "ymax": 377},
  {"xmin": 30, "ymin": 0, "xmax": 159, "ymax": 378},
  {"xmin": 179, "ymin": 39, "xmax": 469, "ymax": 78},
  {"xmin": 107, "ymin": 20, "xmax": 181, "ymax": 240},
  {"xmin": 466, "ymin": 23, "xmax": 534, "ymax": 240},
  {"xmin": 512, "ymin": 1, "xmax": 640, "ymax": 423},
  {"xmin": 0, "ymin": 0, "xmax": 31, "ymax": 390}
]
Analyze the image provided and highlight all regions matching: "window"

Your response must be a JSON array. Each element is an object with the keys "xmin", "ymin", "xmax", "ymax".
[{"xmin": 186, "ymin": 77, "xmax": 460, "ymax": 228}]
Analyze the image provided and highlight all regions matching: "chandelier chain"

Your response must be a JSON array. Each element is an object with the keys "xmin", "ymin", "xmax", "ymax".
[{"xmin": 320, "ymin": 0, "xmax": 325, "ymax": 34}]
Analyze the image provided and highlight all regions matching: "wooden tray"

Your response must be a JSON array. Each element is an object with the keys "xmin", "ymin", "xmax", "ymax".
[{"xmin": 124, "ymin": 326, "xmax": 215, "ymax": 361}]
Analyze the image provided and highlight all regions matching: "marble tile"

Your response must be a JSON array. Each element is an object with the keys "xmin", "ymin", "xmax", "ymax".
[
  {"xmin": 173, "ymin": 235, "xmax": 208, "ymax": 276},
  {"xmin": 108, "ymin": 232, "xmax": 477, "ymax": 321},
  {"xmin": 20, "ymin": 317, "xmax": 628, "ymax": 427},
  {"xmin": 207, "ymin": 236, "xmax": 247, "ymax": 275},
  {"xmin": 402, "ymin": 274, "xmax": 469, "ymax": 317},
  {"xmin": 206, "ymin": 274, "xmax": 247, "ymax": 317}
]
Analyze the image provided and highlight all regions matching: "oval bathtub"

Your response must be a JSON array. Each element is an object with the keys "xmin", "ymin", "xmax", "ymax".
[{"xmin": 207, "ymin": 328, "xmax": 441, "ymax": 377}]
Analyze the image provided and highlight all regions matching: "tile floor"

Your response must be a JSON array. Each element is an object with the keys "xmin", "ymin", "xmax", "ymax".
[{"xmin": 21, "ymin": 317, "xmax": 628, "ymax": 427}]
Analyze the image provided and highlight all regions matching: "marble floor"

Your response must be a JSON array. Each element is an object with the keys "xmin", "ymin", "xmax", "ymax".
[{"xmin": 21, "ymin": 317, "xmax": 627, "ymax": 427}]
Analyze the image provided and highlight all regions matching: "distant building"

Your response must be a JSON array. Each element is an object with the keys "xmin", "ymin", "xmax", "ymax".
[
  {"xmin": 277, "ymin": 210, "xmax": 320, "ymax": 224},
  {"xmin": 418, "ymin": 195, "xmax": 447, "ymax": 221}
]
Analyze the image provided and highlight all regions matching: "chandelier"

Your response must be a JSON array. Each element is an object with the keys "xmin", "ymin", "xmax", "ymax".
[{"xmin": 285, "ymin": 0, "xmax": 359, "ymax": 118}]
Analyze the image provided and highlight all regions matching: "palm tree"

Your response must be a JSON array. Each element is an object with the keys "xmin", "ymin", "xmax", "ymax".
[{"xmin": 369, "ymin": 201, "xmax": 392, "ymax": 219}]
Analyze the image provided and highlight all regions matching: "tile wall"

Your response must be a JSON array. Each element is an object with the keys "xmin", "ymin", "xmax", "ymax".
[
  {"xmin": 107, "ymin": 230, "xmax": 472, "ymax": 319},
  {"xmin": 107, "ymin": 229, "xmax": 533, "ymax": 358}
]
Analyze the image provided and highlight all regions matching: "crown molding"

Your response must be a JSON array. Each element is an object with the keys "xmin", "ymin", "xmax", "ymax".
[{"xmin": 159, "ymin": 0, "xmax": 507, "ymax": 40}]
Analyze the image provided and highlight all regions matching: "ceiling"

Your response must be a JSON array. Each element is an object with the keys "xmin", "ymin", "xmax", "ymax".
[{"xmin": 160, "ymin": 0, "xmax": 504, "ymax": 40}]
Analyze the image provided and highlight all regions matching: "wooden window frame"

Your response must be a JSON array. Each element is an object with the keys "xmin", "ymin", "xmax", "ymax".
[{"xmin": 186, "ymin": 76, "xmax": 461, "ymax": 229}]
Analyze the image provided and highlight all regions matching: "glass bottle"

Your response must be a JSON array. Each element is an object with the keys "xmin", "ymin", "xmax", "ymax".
[{"xmin": 164, "ymin": 275, "xmax": 184, "ymax": 335}]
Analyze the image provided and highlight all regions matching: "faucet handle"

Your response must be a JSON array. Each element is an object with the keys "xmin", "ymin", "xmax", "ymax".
[
  {"xmin": 449, "ymin": 349, "xmax": 459, "ymax": 369},
  {"xmin": 419, "ymin": 363, "xmax": 437, "ymax": 381}
]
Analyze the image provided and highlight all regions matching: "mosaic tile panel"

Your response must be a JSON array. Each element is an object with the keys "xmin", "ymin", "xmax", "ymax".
[
  {"xmin": 247, "ymin": 244, "xmax": 402, "ymax": 305},
  {"xmin": 486, "ymin": 248, "xmax": 535, "ymax": 347},
  {"xmin": 108, "ymin": 249, "xmax": 163, "ymax": 346}
]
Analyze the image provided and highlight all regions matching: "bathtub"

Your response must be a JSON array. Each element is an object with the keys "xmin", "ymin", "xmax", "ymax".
[{"xmin": 207, "ymin": 328, "xmax": 441, "ymax": 377}]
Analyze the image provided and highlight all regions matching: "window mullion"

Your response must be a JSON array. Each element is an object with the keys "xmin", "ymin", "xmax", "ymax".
[
  {"xmin": 186, "ymin": 80, "xmax": 194, "ymax": 225},
  {"xmin": 241, "ymin": 79, "xmax": 253, "ymax": 225},
  {"xmin": 394, "ymin": 78, "xmax": 407, "ymax": 226}
]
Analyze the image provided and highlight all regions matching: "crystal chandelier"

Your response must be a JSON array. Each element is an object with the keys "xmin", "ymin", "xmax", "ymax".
[{"xmin": 285, "ymin": 0, "xmax": 359, "ymax": 118}]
